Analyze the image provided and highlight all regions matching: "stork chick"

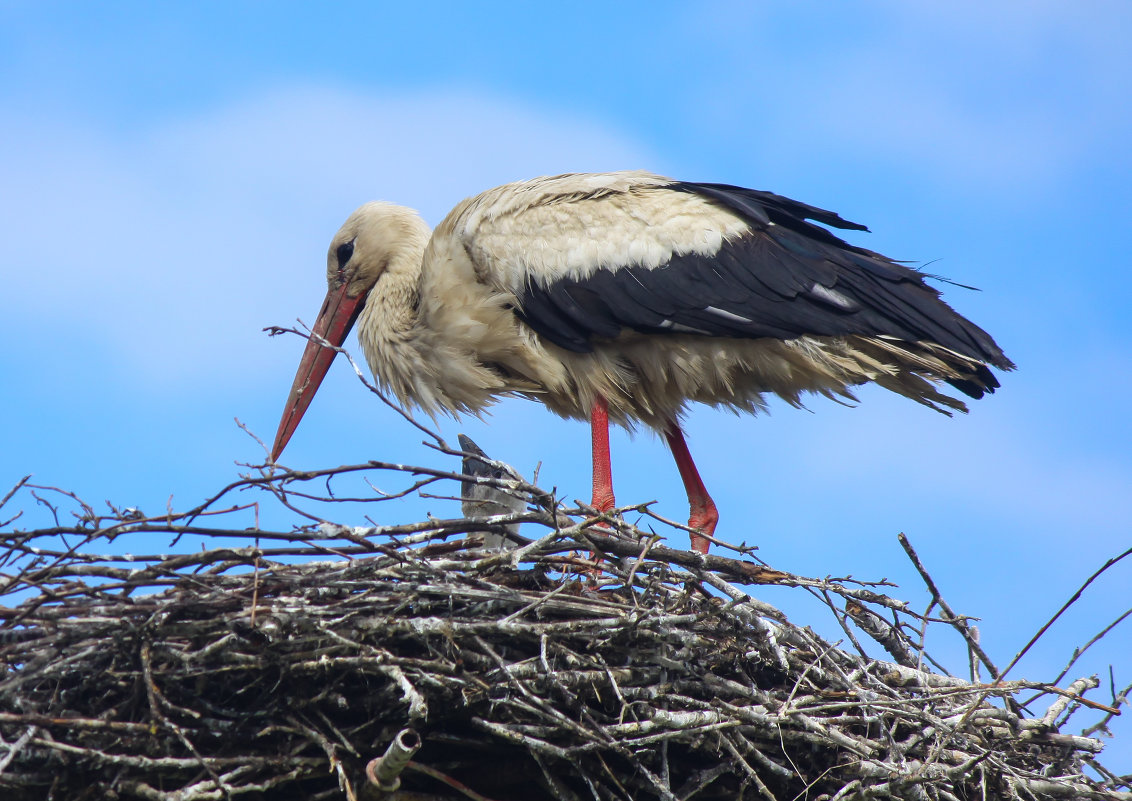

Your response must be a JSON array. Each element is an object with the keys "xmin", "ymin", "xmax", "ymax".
[
  {"xmin": 270, "ymin": 171, "xmax": 1013, "ymax": 554},
  {"xmin": 459, "ymin": 434, "xmax": 526, "ymax": 550}
]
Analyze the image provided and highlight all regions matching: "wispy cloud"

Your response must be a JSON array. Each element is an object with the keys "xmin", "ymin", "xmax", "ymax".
[
  {"xmin": 1, "ymin": 86, "xmax": 657, "ymax": 388},
  {"xmin": 675, "ymin": 0, "xmax": 1131, "ymax": 196}
]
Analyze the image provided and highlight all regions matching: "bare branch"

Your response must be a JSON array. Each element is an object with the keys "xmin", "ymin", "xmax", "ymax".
[{"xmin": 0, "ymin": 458, "xmax": 1126, "ymax": 800}]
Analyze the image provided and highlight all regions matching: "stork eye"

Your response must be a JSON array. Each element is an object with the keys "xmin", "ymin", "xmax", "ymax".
[{"xmin": 336, "ymin": 240, "xmax": 355, "ymax": 269}]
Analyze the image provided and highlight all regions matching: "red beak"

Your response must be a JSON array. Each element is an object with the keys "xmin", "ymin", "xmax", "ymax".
[{"xmin": 270, "ymin": 282, "xmax": 369, "ymax": 462}]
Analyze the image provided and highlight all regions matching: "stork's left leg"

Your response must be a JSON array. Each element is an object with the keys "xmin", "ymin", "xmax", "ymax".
[
  {"xmin": 590, "ymin": 396, "xmax": 616, "ymax": 515},
  {"xmin": 663, "ymin": 421, "xmax": 717, "ymax": 554},
  {"xmin": 582, "ymin": 396, "xmax": 618, "ymax": 574}
]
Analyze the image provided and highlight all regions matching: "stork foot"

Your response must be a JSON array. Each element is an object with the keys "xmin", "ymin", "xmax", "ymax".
[
  {"xmin": 687, "ymin": 505, "xmax": 718, "ymax": 555},
  {"xmin": 584, "ymin": 494, "xmax": 617, "ymax": 576}
]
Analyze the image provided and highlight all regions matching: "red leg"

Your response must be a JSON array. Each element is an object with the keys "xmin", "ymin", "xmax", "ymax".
[
  {"xmin": 590, "ymin": 396, "xmax": 616, "ymax": 513},
  {"xmin": 584, "ymin": 397, "xmax": 617, "ymax": 575},
  {"xmin": 663, "ymin": 421, "xmax": 718, "ymax": 554}
]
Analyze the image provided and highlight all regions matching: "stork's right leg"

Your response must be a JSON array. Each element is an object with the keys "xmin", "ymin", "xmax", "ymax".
[
  {"xmin": 590, "ymin": 396, "xmax": 616, "ymax": 514},
  {"xmin": 663, "ymin": 421, "xmax": 717, "ymax": 554}
]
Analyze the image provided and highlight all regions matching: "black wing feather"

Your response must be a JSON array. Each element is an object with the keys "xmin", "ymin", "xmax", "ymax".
[{"xmin": 515, "ymin": 181, "xmax": 1014, "ymax": 386}]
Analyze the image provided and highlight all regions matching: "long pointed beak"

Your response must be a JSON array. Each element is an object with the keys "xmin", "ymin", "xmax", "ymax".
[{"xmin": 270, "ymin": 283, "xmax": 368, "ymax": 462}]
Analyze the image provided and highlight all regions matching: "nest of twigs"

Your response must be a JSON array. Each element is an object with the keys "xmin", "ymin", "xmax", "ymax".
[{"xmin": 0, "ymin": 455, "xmax": 1128, "ymax": 801}]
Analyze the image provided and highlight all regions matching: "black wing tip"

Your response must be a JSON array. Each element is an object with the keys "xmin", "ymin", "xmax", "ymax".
[
  {"xmin": 947, "ymin": 376, "xmax": 994, "ymax": 400},
  {"xmin": 944, "ymin": 349, "xmax": 1019, "ymax": 400}
]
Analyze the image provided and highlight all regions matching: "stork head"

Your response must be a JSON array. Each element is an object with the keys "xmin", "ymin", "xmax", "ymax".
[{"xmin": 270, "ymin": 202, "xmax": 429, "ymax": 462}]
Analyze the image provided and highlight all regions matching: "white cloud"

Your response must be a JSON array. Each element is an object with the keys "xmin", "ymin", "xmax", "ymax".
[{"xmin": 0, "ymin": 86, "xmax": 657, "ymax": 388}]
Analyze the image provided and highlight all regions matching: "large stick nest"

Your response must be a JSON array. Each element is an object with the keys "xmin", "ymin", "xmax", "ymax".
[{"xmin": 0, "ymin": 455, "xmax": 1128, "ymax": 801}]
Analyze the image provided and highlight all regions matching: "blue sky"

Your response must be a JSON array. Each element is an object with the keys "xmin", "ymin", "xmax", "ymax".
[{"xmin": 2, "ymin": 0, "xmax": 1130, "ymax": 767}]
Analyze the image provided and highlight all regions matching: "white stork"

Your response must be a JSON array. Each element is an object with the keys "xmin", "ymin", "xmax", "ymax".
[{"xmin": 270, "ymin": 171, "xmax": 1013, "ymax": 554}]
